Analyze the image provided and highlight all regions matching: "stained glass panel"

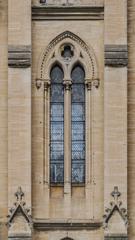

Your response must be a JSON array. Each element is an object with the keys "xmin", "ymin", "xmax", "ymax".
[
  {"xmin": 51, "ymin": 163, "xmax": 64, "ymax": 183},
  {"xmin": 51, "ymin": 104, "xmax": 64, "ymax": 121},
  {"xmin": 72, "ymin": 84, "xmax": 85, "ymax": 102},
  {"xmin": 50, "ymin": 65, "xmax": 64, "ymax": 183},
  {"xmin": 72, "ymin": 163, "xmax": 85, "ymax": 183},
  {"xmin": 71, "ymin": 65, "xmax": 85, "ymax": 183}
]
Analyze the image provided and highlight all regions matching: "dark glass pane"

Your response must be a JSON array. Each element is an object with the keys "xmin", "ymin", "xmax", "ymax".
[
  {"xmin": 72, "ymin": 163, "xmax": 85, "ymax": 183},
  {"xmin": 51, "ymin": 104, "xmax": 64, "ymax": 121},
  {"xmin": 72, "ymin": 122, "xmax": 85, "ymax": 141},
  {"xmin": 51, "ymin": 85, "xmax": 64, "ymax": 103},
  {"xmin": 51, "ymin": 143, "xmax": 64, "ymax": 161},
  {"xmin": 72, "ymin": 66, "xmax": 85, "ymax": 84},
  {"xmin": 50, "ymin": 163, "xmax": 64, "ymax": 183},
  {"xmin": 50, "ymin": 65, "xmax": 64, "ymax": 83},
  {"xmin": 72, "ymin": 103, "xmax": 85, "ymax": 121},
  {"xmin": 72, "ymin": 84, "xmax": 85, "ymax": 102}
]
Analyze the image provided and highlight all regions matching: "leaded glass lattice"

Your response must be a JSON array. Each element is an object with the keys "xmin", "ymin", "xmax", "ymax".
[
  {"xmin": 71, "ymin": 66, "xmax": 85, "ymax": 183},
  {"xmin": 50, "ymin": 65, "xmax": 64, "ymax": 183}
]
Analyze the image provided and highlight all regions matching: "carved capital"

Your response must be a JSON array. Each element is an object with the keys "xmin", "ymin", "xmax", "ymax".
[
  {"xmin": 44, "ymin": 80, "xmax": 50, "ymax": 91},
  {"xmin": 63, "ymin": 80, "xmax": 72, "ymax": 91},
  {"xmin": 85, "ymin": 80, "xmax": 92, "ymax": 91}
]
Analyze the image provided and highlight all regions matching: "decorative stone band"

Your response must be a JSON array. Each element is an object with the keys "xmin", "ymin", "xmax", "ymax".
[
  {"xmin": 104, "ymin": 234, "xmax": 128, "ymax": 240},
  {"xmin": 8, "ymin": 46, "xmax": 31, "ymax": 68},
  {"xmin": 33, "ymin": 220, "xmax": 102, "ymax": 231},
  {"xmin": 105, "ymin": 45, "xmax": 128, "ymax": 67},
  {"xmin": 32, "ymin": 5, "xmax": 104, "ymax": 21},
  {"xmin": 8, "ymin": 235, "xmax": 32, "ymax": 240}
]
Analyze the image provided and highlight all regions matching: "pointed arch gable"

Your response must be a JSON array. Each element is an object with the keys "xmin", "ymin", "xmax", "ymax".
[{"xmin": 37, "ymin": 31, "xmax": 99, "ymax": 81}]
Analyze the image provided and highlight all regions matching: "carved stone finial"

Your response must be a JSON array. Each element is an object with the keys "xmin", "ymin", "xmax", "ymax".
[
  {"xmin": 103, "ymin": 186, "xmax": 128, "ymax": 229},
  {"xmin": 111, "ymin": 186, "xmax": 121, "ymax": 203},
  {"xmin": 8, "ymin": 187, "xmax": 32, "ymax": 228},
  {"xmin": 15, "ymin": 187, "xmax": 24, "ymax": 202},
  {"xmin": 63, "ymin": 80, "xmax": 72, "ymax": 91}
]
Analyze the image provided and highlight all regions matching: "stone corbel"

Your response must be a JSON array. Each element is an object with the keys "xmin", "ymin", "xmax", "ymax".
[
  {"xmin": 92, "ymin": 78, "xmax": 100, "ymax": 88},
  {"xmin": 63, "ymin": 79, "xmax": 72, "ymax": 91},
  {"xmin": 36, "ymin": 78, "xmax": 44, "ymax": 89}
]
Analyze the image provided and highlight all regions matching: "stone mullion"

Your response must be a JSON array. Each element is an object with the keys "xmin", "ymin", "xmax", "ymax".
[
  {"xmin": 44, "ymin": 81, "xmax": 50, "ymax": 186},
  {"xmin": 85, "ymin": 80, "xmax": 93, "ymax": 219},
  {"xmin": 43, "ymin": 80, "xmax": 50, "ymax": 218},
  {"xmin": 63, "ymin": 80, "xmax": 72, "ymax": 195}
]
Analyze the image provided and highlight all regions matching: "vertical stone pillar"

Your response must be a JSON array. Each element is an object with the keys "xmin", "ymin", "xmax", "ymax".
[
  {"xmin": 8, "ymin": 0, "xmax": 32, "ymax": 239},
  {"xmin": 128, "ymin": 1, "xmax": 135, "ymax": 239},
  {"xmin": 63, "ymin": 80, "xmax": 72, "ymax": 217},
  {"xmin": 0, "ymin": 1, "xmax": 8, "ymax": 239},
  {"xmin": 104, "ymin": 0, "xmax": 127, "ymax": 238}
]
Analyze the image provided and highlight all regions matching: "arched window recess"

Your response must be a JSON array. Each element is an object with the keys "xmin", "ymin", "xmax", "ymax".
[{"xmin": 35, "ymin": 32, "xmax": 99, "ymax": 187}]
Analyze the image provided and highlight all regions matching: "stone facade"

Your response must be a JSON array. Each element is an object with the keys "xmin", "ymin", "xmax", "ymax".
[{"xmin": 0, "ymin": 0, "xmax": 134, "ymax": 239}]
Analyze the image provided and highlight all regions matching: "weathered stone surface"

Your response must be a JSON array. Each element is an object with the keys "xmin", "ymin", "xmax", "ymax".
[{"xmin": 0, "ymin": 0, "xmax": 133, "ymax": 240}]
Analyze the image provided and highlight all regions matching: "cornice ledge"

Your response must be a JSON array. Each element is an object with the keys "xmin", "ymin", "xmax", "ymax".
[
  {"xmin": 32, "ymin": 5, "xmax": 104, "ymax": 20},
  {"xmin": 8, "ymin": 45, "xmax": 31, "ymax": 68},
  {"xmin": 33, "ymin": 220, "xmax": 102, "ymax": 231},
  {"xmin": 104, "ymin": 234, "xmax": 128, "ymax": 240},
  {"xmin": 105, "ymin": 44, "xmax": 128, "ymax": 67}
]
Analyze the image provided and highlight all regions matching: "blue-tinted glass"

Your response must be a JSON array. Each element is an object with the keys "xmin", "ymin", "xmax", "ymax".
[
  {"xmin": 72, "ymin": 104, "xmax": 85, "ymax": 121},
  {"xmin": 51, "ymin": 143, "xmax": 64, "ymax": 160},
  {"xmin": 51, "ymin": 163, "xmax": 64, "ymax": 183},
  {"xmin": 51, "ymin": 122, "xmax": 64, "ymax": 141},
  {"xmin": 72, "ymin": 84, "xmax": 85, "ymax": 103},
  {"xmin": 50, "ymin": 65, "xmax": 64, "ymax": 84},
  {"xmin": 51, "ymin": 104, "xmax": 64, "ymax": 121},
  {"xmin": 71, "ymin": 65, "xmax": 85, "ymax": 183},
  {"xmin": 72, "ymin": 163, "xmax": 85, "ymax": 183},
  {"xmin": 72, "ymin": 122, "xmax": 85, "ymax": 141},
  {"xmin": 72, "ymin": 66, "xmax": 85, "ymax": 84},
  {"xmin": 50, "ymin": 65, "xmax": 64, "ymax": 183},
  {"xmin": 51, "ymin": 85, "xmax": 64, "ymax": 103},
  {"xmin": 72, "ymin": 142, "xmax": 85, "ymax": 160}
]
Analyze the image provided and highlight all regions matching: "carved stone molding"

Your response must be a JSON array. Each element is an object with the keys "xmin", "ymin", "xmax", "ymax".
[
  {"xmin": 7, "ymin": 187, "xmax": 32, "ymax": 228},
  {"xmin": 38, "ymin": 31, "xmax": 98, "ymax": 81},
  {"xmin": 105, "ymin": 45, "xmax": 128, "ymax": 67},
  {"xmin": 32, "ymin": 5, "xmax": 104, "ymax": 21},
  {"xmin": 104, "ymin": 234, "xmax": 128, "ymax": 240},
  {"xmin": 103, "ymin": 186, "xmax": 128, "ymax": 229},
  {"xmin": 8, "ymin": 46, "xmax": 31, "ymax": 68},
  {"xmin": 33, "ymin": 220, "xmax": 102, "ymax": 231}
]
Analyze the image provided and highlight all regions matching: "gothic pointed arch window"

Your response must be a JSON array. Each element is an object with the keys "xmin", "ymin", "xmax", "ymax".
[{"xmin": 37, "ymin": 32, "xmax": 99, "ymax": 187}]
